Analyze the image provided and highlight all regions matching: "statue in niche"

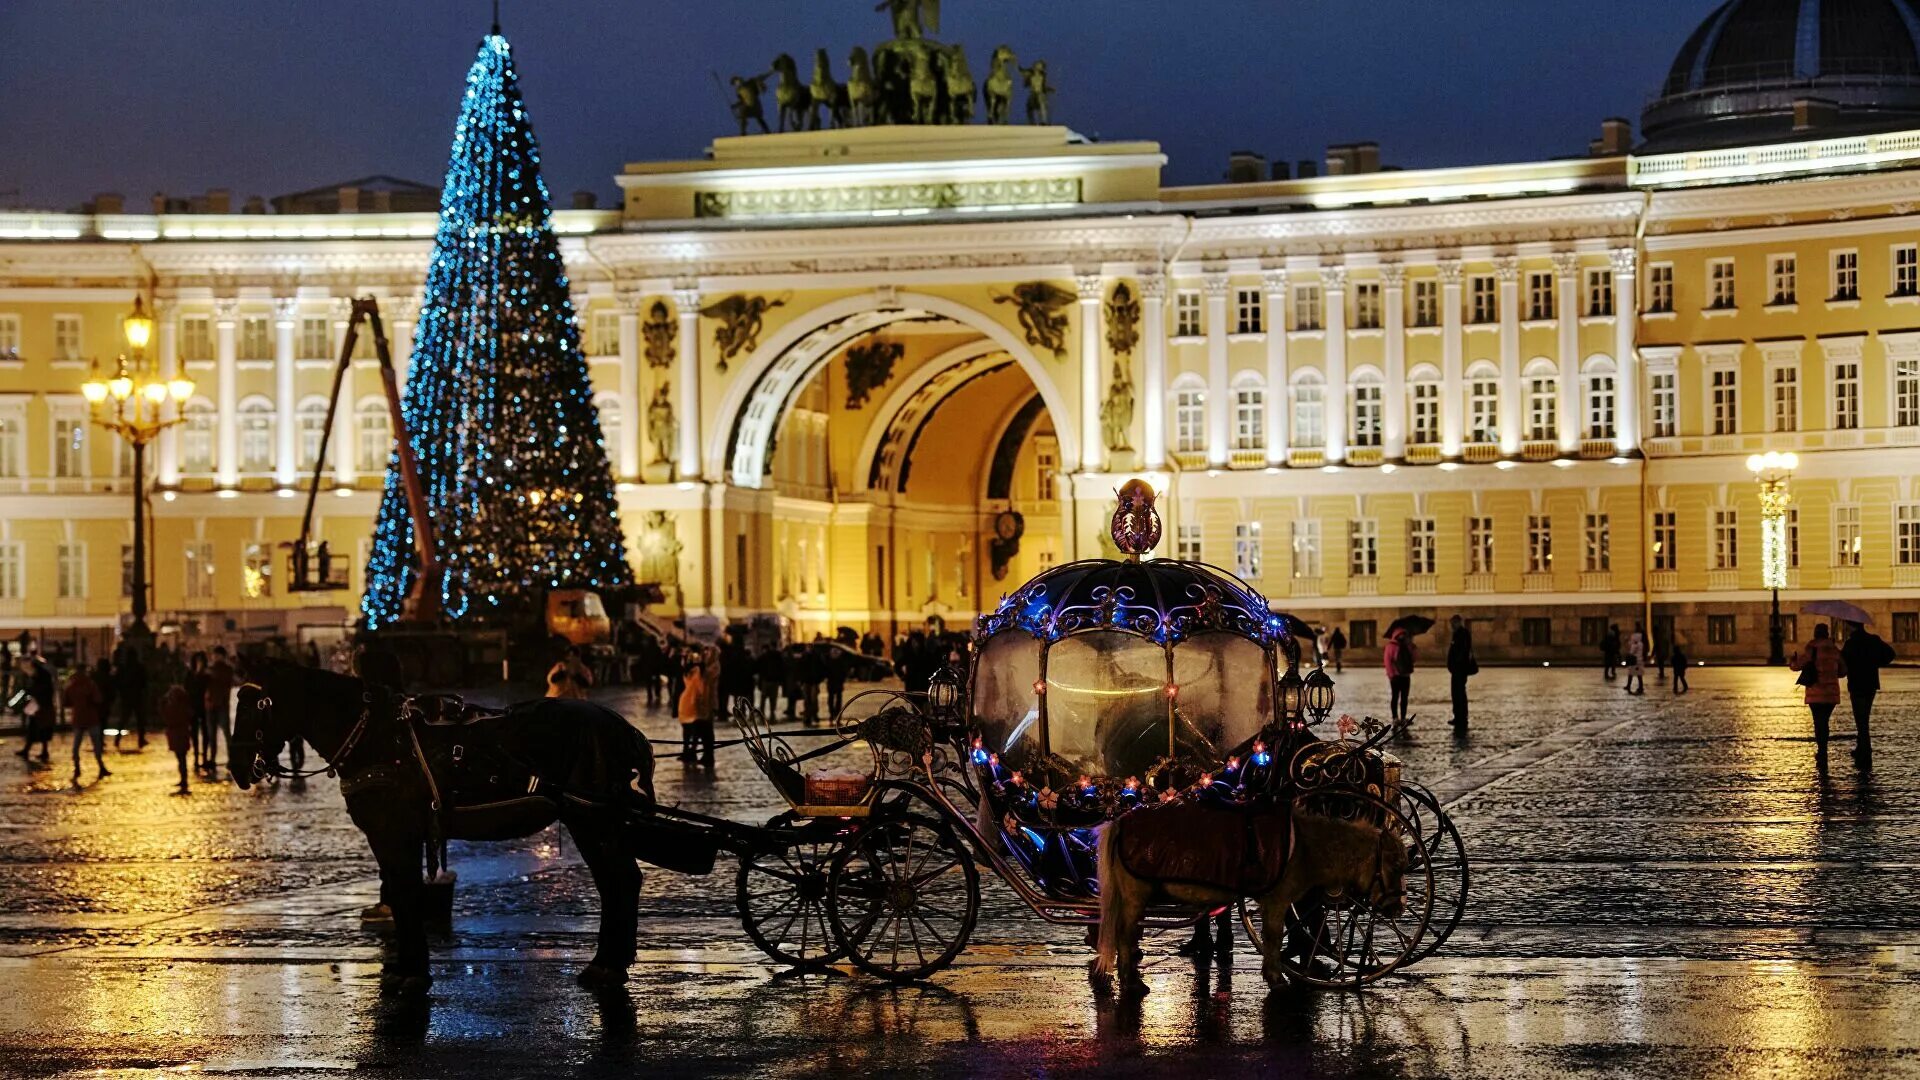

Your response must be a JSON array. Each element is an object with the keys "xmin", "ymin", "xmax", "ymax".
[
  {"xmin": 637, "ymin": 510, "xmax": 683, "ymax": 590},
  {"xmin": 844, "ymin": 336, "xmax": 905, "ymax": 410},
  {"xmin": 728, "ymin": 74, "xmax": 772, "ymax": 136},
  {"xmin": 810, "ymin": 50, "xmax": 850, "ymax": 129},
  {"xmin": 700, "ymin": 294, "xmax": 787, "ymax": 371},
  {"xmin": 1021, "ymin": 59, "xmax": 1054, "ymax": 125},
  {"xmin": 647, "ymin": 383, "xmax": 677, "ymax": 473},
  {"xmin": 1101, "ymin": 359, "xmax": 1135, "ymax": 454},
  {"xmin": 1105, "ymin": 280, "xmax": 1140, "ymax": 356},
  {"xmin": 642, "ymin": 301, "xmax": 675, "ymax": 370},
  {"xmin": 983, "ymin": 46, "xmax": 1017, "ymax": 125},
  {"xmin": 991, "ymin": 281, "xmax": 1076, "ymax": 359}
]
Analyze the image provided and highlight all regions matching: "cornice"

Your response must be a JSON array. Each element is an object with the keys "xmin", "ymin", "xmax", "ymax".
[{"xmin": 1647, "ymin": 168, "xmax": 1920, "ymax": 223}]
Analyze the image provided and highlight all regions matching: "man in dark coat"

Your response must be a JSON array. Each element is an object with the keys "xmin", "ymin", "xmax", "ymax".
[
  {"xmin": 718, "ymin": 635, "xmax": 755, "ymax": 723},
  {"xmin": 1840, "ymin": 622, "xmax": 1895, "ymax": 764},
  {"xmin": 113, "ymin": 642, "xmax": 148, "ymax": 750},
  {"xmin": 1446, "ymin": 615, "xmax": 1475, "ymax": 731}
]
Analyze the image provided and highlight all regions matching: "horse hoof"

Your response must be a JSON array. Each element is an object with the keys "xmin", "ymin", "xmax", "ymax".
[
  {"xmin": 380, "ymin": 972, "xmax": 433, "ymax": 996},
  {"xmin": 1121, "ymin": 976, "xmax": 1149, "ymax": 999},
  {"xmin": 577, "ymin": 963, "xmax": 629, "ymax": 989}
]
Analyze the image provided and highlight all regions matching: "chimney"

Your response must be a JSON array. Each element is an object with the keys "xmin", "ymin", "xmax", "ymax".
[
  {"xmin": 1325, "ymin": 144, "xmax": 1354, "ymax": 176},
  {"xmin": 370, "ymin": 189, "xmax": 393, "ymax": 213},
  {"xmin": 337, "ymin": 185, "xmax": 361, "ymax": 213},
  {"xmin": 151, "ymin": 192, "xmax": 168, "ymax": 214},
  {"xmin": 1270, "ymin": 160, "xmax": 1292, "ymax": 181},
  {"xmin": 571, "ymin": 190, "xmax": 598, "ymax": 210},
  {"xmin": 206, "ymin": 188, "xmax": 231, "ymax": 214},
  {"xmin": 1296, "ymin": 159, "xmax": 1318, "ymax": 179},
  {"xmin": 1592, "ymin": 117, "xmax": 1633, "ymax": 156},
  {"xmin": 1794, "ymin": 97, "xmax": 1839, "ymax": 133},
  {"xmin": 242, "ymin": 195, "xmax": 266, "ymax": 214},
  {"xmin": 1226, "ymin": 150, "xmax": 1267, "ymax": 184},
  {"xmin": 1352, "ymin": 142, "xmax": 1381, "ymax": 174},
  {"xmin": 90, "ymin": 192, "xmax": 125, "ymax": 214}
]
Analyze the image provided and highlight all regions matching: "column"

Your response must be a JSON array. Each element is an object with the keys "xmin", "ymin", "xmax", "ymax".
[
  {"xmin": 1203, "ymin": 272, "xmax": 1231, "ymax": 467},
  {"xmin": 1323, "ymin": 264, "xmax": 1349, "ymax": 463},
  {"xmin": 213, "ymin": 298, "xmax": 239, "ymax": 488},
  {"xmin": 616, "ymin": 292, "xmax": 643, "ymax": 482},
  {"xmin": 1612, "ymin": 249, "xmax": 1641, "ymax": 454},
  {"xmin": 273, "ymin": 297, "xmax": 298, "ymax": 487},
  {"xmin": 1439, "ymin": 260, "xmax": 1464, "ymax": 456},
  {"xmin": 1495, "ymin": 256, "xmax": 1521, "ymax": 454},
  {"xmin": 1382, "ymin": 262, "xmax": 1408, "ymax": 460},
  {"xmin": 1139, "ymin": 273, "xmax": 1167, "ymax": 469},
  {"xmin": 156, "ymin": 302, "xmax": 180, "ymax": 487},
  {"xmin": 1262, "ymin": 269, "xmax": 1289, "ymax": 465},
  {"xmin": 1077, "ymin": 273, "xmax": 1106, "ymax": 473},
  {"xmin": 674, "ymin": 286, "xmax": 702, "ymax": 482},
  {"xmin": 1554, "ymin": 251, "xmax": 1582, "ymax": 453},
  {"xmin": 331, "ymin": 299, "xmax": 357, "ymax": 486}
]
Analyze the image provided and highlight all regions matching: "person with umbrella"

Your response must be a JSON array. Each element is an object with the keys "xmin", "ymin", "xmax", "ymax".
[
  {"xmin": 1383, "ymin": 621, "xmax": 1418, "ymax": 734},
  {"xmin": 1813, "ymin": 601, "xmax": 1895, "ymax": 766},
  {"xmin": 1789, "ymin": 623, "xmax": 1848, "ymax": 764}
]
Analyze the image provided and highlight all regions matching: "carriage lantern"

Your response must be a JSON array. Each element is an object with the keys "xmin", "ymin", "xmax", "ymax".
[
  {"xmin": 927, "ymin": 665, "xmax": 963, "ymax": 714},
  {"xmin": 1277, "ymin": 665, "xmax": 1306, "ymax": 725},
  {"xmin": 1303, "ymin": 665, "xmax": 1337, "ymax": 725}
]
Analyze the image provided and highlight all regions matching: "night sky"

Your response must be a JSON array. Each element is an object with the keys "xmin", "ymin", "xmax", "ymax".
[{"xmin": 4, "ymin": 0, "xmax": 1706, "ymax": 211}]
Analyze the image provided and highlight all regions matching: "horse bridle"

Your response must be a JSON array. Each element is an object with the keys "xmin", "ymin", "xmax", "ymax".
[{"xmin": 244, "ymin": 684, "xmax": 376, "ymax": 782}]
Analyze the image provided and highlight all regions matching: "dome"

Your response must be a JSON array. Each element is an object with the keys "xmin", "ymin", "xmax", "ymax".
[{"xmin": 1643, "ymin": 0, "xmax": 1920, "ymax": 150}]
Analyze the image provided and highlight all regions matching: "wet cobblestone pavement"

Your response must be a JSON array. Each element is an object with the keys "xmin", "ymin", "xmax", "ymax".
[{"xmin": 2, "ymin": 668, "xmax": 1918, "ymax": 1077}]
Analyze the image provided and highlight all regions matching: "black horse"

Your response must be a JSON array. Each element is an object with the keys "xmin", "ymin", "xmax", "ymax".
[{"xmin": 229, "ymin": 660, "xmax": 660, "ymax": 994}]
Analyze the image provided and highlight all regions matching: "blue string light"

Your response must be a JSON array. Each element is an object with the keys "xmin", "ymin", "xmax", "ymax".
[{"xmin": 362, "ymin": 30, "xmax": 631, "ymax": 629}]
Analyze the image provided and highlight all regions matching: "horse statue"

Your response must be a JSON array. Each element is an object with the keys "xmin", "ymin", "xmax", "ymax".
[
  {"xmin": 906, "ymin": 46, "xmax": 940, "ymax": 124},
  {"xmin": 1092, "ymin": 800, "xmax": 1408, "ymax": 995},
  {"xmin": 1022, "ymin": 59, "xmax": 1054, "ymax": 125},
  {"xmin": 940, "ymin": 44, "xmax": 975, "ymax": 124},
  {"xmin": 229, "ymin": 659, "xmax": 675, "ymax": 994},
  {"xmin": 847, "ymin": 46, "xmax": 878, "ymax": 126},
  {"xmin": 770, "ymin": 53, "xmax": 812, "ymax": 133},
  {"xmin": 983, "ymin": 45, "xmax": 1017, "ymax": 125},
  {"xmin": 810, "ymin": 49, "xmax": 850, "ymax": 129}
]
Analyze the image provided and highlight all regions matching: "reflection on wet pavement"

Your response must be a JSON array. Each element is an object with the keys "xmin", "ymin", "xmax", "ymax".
[{"xmin": 0, "ymin": 668, "xmax": 1916, "ymax": 1077}]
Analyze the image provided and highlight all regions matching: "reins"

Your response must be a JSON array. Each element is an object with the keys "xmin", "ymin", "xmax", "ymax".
[{"xmin": 246, "ymin": 685, "xmax": 376, "ymax": 782}]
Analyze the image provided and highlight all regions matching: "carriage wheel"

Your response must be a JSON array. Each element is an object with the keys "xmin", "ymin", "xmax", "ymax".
[
  {"xmin": 736, "ymin": 812, "xmax": 852, "ymax": 971},
  {"xmin": 1396, "ymin": 784, "xmax": 1468, "ymax": 966},
  {"xmin": 826, "ymin": 810, "xmax": 980, "ymax": 983},
  {"xmin": 1239, "ymin": 790, "xmax": 1434, "ymax": 990}
]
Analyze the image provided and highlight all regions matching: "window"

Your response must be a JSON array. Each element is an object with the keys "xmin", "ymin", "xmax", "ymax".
[
  {"xmin": 1586, "ymin": 269, "xmax": 1614, "ymax": 317},
  {"xmin": 1407, "ymin": 518, "xmax": 1436, "ymax": 576},
  {"xmin": 1650, "ymin": 371, "xmax": 1677, "ymax": 438},
  {"xmin": 1469, "ymin": 275, "xmax": 1497, "ymax": 323},
  {"xmin": 0, "ymin": 543, "xmax": 21, "ymax": 600},
  {"xmin": 52, "ymin": 414, "xmax": 85, "ymax": 478},
  {"xmin": 1409, "ymin": 378, "xmax": 1440, "ymax": 444},
  {"xmin": 1648, "ymin": 264, "xmax": 1674, "ymax": 313},
  {"xmin": 1832, "ymin": 250, "xmax": 1859, "ymax": 301},
  {"xmin": 1234, "ymin": 522, "xmax": 1262, "ymax": 580},
  {"xmin": 1770, "ymin": 365, "xmax": 1798, "ymax": 432},
  {"xmin": 1769, "ymin": 255, "xmax": 1797, "ymax": 305},
  {"xmin": 243, "ymin": 542, "xmax": 273, "ymax": 599},
  {"xmin": 1707, "ymin": 260, "xmax": 1736, "ymax": 310},
  {"xmin": 299, "ymin": 317, "xmax": 330, "ymax": 359},
  {"xmin": 1713, "ymin": 509, "xmax": 1738, "ymax": 569},
  {"xmin": 182, "ymin": 401, "xmax": 215, "ymax": 473},
  {"xmin": 1034, "ymin": 439, "xmax": 1057, "ymax": 501},
  {"xmin": 1527, "ymin": 516, "xmax": 1552, "ymax": 573},
  {"xmin": 0, "ymin": 315, "xmax": 19, "ymax": 361},
  {"xmin": 1832, "ymin": 358, "xmax": 1860, "ymax": 430},
  {"xmin": 1292, "ymin": 284, "xmax": 1322, "ymax": 332},
  {"xmin": 1581, "ymin": 617, "xmax": 1608, "ymax": 647},
  {"xmin": 590, "ymin": 311, "xmax": 621, "ymax": 355},
  {"xmin": 1894, "ymin": 612, "xmax": 1919, "ymax": 643},
  {"xmin": 1349, "ymin": 620, "xmax": 1378, "ymax": 649},
  {"xmin": 185, "ymin": 541, "xmax": 215, "ymax": 602},
  {"xmin": 355, "ymin": 401, "xmax": 391, "ymax": 473},
  {"xmin": 1467, "ymin": 516, "xmax": 1495, "ymax": 574},
  {"xmin": 1896, "ymin": 244, "xmax": 1919, "ymax": 297},
  {"xmin": 1350, "ymin": 376, "xmax": 1383, "ymax": 448},
  {"xmin": 181, "ymin": 316, "xmax": 213, "ymax": 361},
  {"xmin": 294, "ymin": 399, "xmax": 327, "ymax": 469},
  {"xmin": 1291, "ymin": 375, "xmax": 1324, "ymax": 448},
  {"xmin": 1413, "ymin": 280, "xmax": 1439, "ymax": 327},
  {"xmin": 1526, "ymin": 271, "xmax": 1555, "ymax": 320},
  {"xmin": 56, "ymin": 542, "xmax": 86, "ymax": 599},
  {"xmin": 1467, "ymin": 372, "xmax": 1500, "ymax": 444},
  {"xmin": 1653, "ymin": 510, "xmax": 1677, "ymax": 571},
  {"xmin": 54, "ymin": 315, "xmax": 82, "ymax": 362},
  {"xmin": 1348, "ymin": 519, "xmax": 1378, "ymax": 577},
  {"xmin": 1525, "ymin": 371, "xmax": 1557, "ymax": 441},
  {"xmin": 1176, "ymin": 523, "xmax": 1202, "ymax": 563},
  {"xmin": 1788, "ymin": 506, "xmax": 1801, "ymax": 569},
  {"xmin": 1234, "ymin": 288, "xmax": 1263, "ymax": 334},
  {"xmin": 1353, "ymin": 282, "xmax": 1382, "ymax": 330},
  {"xmin": 239, "ymin": 316, "xmax": 272, "ymax": 361},
  {"xmin": 1232, "ymin": 385, "xmax": 1264, "ymax": 451},
  {"xmin": 238, "ymin": 399, "xmax": 274, "ymax": 472},
  {"xmin": 1707, "ymin": 615, "xmax": 1737, "ymax": 645},
  {"xmin": 1520, "ymin": 618, "xmax": 1552, "ymax": 647},
  {"xmin": 1898, "ymin": 359, "xmax": 1920, "ymax": 427},
  {"xmin": 1173, "ymin": 386, "xmax": 1205, "ymax": 454},
  {"xmin": 1174, "ymin": 291, "xmax": 1202, "ymax": 337},
  {"xmin": 1291, "ymin": 519, "xmax": 1322, "ymax": 578},
  {"xmin": 595, "ymin": 393, "xmax": 621, "ymax": 460},
  {"xmin": 0, "ymin": 406, "xmax": 21, "ymax": 478},
  {"xmin": 1710, "ymin": 367, "xmax": 1739, "ymax": 435},
  {"xmin": 1584, "ymin": 513, "xmax": 1610, "ymax": 572},
  {"xmin": 1586, "ymin": 368, "xmax": 1616, "ymax": 439},
  {"xmin": 1835, "ymin": 505, "xmax": 1862, "ymax": 566},
  {"xmin": 1899, "ymin": 504, "xmax": 1920, "ymax": 566}
]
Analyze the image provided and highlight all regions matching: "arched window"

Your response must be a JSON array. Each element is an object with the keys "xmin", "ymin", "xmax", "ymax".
[
  {"xmin": 1583, "ymin": 356, "xmax": 1617, "ymax": 440},
  {"xmin": 1231, "ymin": 372, "xmax": 1265, "ymax": 451},
  {"xmin": 296, "ymin": 396, "xmax": 330, "ymax": 470},
  {"xmin": 1349, "ymin": 368, "xmax": 1384, "ymax": 448},
  {"xmin": 182, "ymin": 398, "xmax": 216, "ymax": 474},
  {"xmin": 1171, "ymin": 376, "xmax": 1206, "ymax": 454},
  {"xmin": 354, "ymin": 397, "xmax": 391, "ymax": 474},
  {"xmin": 1465, "ymin": 362, "xmax": 1499, "ymax": 445},
  {"xmin": 1407, "ymin": 365, "xmax": 1442, "ymax": 446},
  {"xmin": 1524, "ymin": 359, "xmax": 1558, "ymax": 442},
  {"xmin": 237, "ymin": 396, "xmax": 275, "ymax": 473},
  {"xmin": 1291, "ymin": 370, "xmax": 1325, "ymax": 448},
  {"xmin": 594, "ymin": 391, "xmax": 621, "ymax": 455}
]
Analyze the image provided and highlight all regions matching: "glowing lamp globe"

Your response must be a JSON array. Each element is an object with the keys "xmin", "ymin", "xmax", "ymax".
[
  {"xmin": 1277, "ymin": 665, "xmax": 1306, "ymax": 720},
  {"xmin": 80, "ymin": 378, "xmax": 109, "ymax": 405},
  {"xmin": 1304, "ymin": 665, "xmax": 1337, "ymax": 724},
  {"xmin": 122, "ymin": 298, "xmax": 154, "ymax": 352}
]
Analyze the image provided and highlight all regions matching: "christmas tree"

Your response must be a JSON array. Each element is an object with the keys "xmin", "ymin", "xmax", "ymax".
[{"xmin": 362, "ymin": 27, "xmax": 631, "ymax": 629}]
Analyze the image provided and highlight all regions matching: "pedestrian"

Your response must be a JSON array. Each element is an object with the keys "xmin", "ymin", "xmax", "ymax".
[
  {"xmin": 638, "ymin": 634, "xmax": 665, "ymax": 707},
  {"xmin": 1789, "ymin": 624, "xmax": 1848, "ymax": 762},
  {"xmin": 1328, "ymin": 626, "xmax": 1348, "ymax": 673},
  {"xmin": 677, "ymin": 652, "xmax": 715, "ymax": 768},
  {"xmin": 799, "ymin": 641, "xmax": 827, "ymax": 724},
  {"xmin": 204, "ymin": 647, "xmax": 236, "ymax": 773},
  {"xmin": 824, "ymin": 644, "xmax": 849, "ymax": 719},
  {"xmin": 1840, "ymin": 621, "xmax": 1894, "ymax": 765},
  {"xmin": 1446, "ymin": 615, "xmax": 1476, "ymax": 731},
  {"xmin": 112, "ymin": 642, "xmax": 148, "ymax": 749},
  {"xmin": 755, "ymin": 644, "xmax": 785, "ymax": 717},
  {"xmin": 1601, "ymin": 624, "xmax": 1621, "ymax": 681},
  {"xmin": 546, "ymin": 646, "xmax": 593, "ymax": 700},
  {"xmin": 15, "ymin": 652, "xmax": 56, "ymax": 765},
  {"xmin": 1623, "ymin": 621, "xmax": 1648, "ymax": 696},
  {"xmin": 718, "ymin": 634, "xmax": 754, "ymax": 721},
  {"xmin": 1314, "ymin": 627, "xmax": 1331, "ymax": 670},
  {"xmin": 1670, "ymin": 641, "xmax": 1690, "ymax": 694},
  {"xmin": 1654, "ymin": 630, "xmax": 1668, "ymax": 679},
  {"xmin": 63, "ymin": 661, "xmax": 109, "ymax": 785},
  {"xmin": 1383, "ymin": 625, "xmax": 1415, "ymax": 733},
  {"xmin": 91, "ymin": 658, "xmax": 117, "ymax": 746},
  {"xmin": 184, "ymin": 652, "xmax": 210, "ymax": 771},
  {"xmin": 160, "ymin": 682, "xmax": 194, "ymax": 794}
]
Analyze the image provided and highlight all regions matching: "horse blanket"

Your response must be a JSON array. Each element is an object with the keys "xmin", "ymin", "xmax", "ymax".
[{"xmin": 1114, "ymin": 799, "xmax": 1292, "ymax": 894}]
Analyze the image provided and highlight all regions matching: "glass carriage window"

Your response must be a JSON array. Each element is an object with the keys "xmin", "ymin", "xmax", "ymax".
[
  {"xmin": 1045, "ymin": 631, "xmax": 1172, "ymax": 781},
  {"xmin": 971, "ymin": 631, "xmax": 1044, "ymax": 770},
  {"xmin": 1172, "ymin": 633, "xmax": 1273, "ymax": 764}
]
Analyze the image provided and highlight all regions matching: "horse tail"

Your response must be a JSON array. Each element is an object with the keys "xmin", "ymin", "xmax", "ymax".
[{"xmin": 1093, "ymin": 821, "xmax": 1120, "ymax": 977}]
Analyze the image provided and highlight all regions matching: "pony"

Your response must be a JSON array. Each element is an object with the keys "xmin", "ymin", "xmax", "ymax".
[
  {"xmin": 1093, "ymin": 804, "xmax": 1408, "ymax": 995},
  {"xmin": 810, "ymin": 49, "xmax": 850, "ymax": 129},
  {"xmin": 770, "ymin": 54, "xmax": 812, "ymax": 134},
  {"xmin": 228, "ymin": 659, "xmax": 661, "ymax": 995}
]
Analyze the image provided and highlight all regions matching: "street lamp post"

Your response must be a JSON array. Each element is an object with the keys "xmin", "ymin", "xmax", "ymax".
[
  {"xmin": 1747, "ymin": 450, "xmax": 1799, "ymax": 666},
  {"xmin": 82, "ymin": 298, "xmax": 194, "ymax": 642}
]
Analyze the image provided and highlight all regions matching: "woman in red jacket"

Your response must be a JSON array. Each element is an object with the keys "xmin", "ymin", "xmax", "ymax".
[
  {"xmin": 1384, "ymin": 626, "xmax": 1416, "ymax": 733},
  {"xmin": 63, "ymin": 664, "xmax": 110, "ymax": 786},
  {"xmin": 1789, "ymin": 623, "xmax": 1848, "ymax": 761}
]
